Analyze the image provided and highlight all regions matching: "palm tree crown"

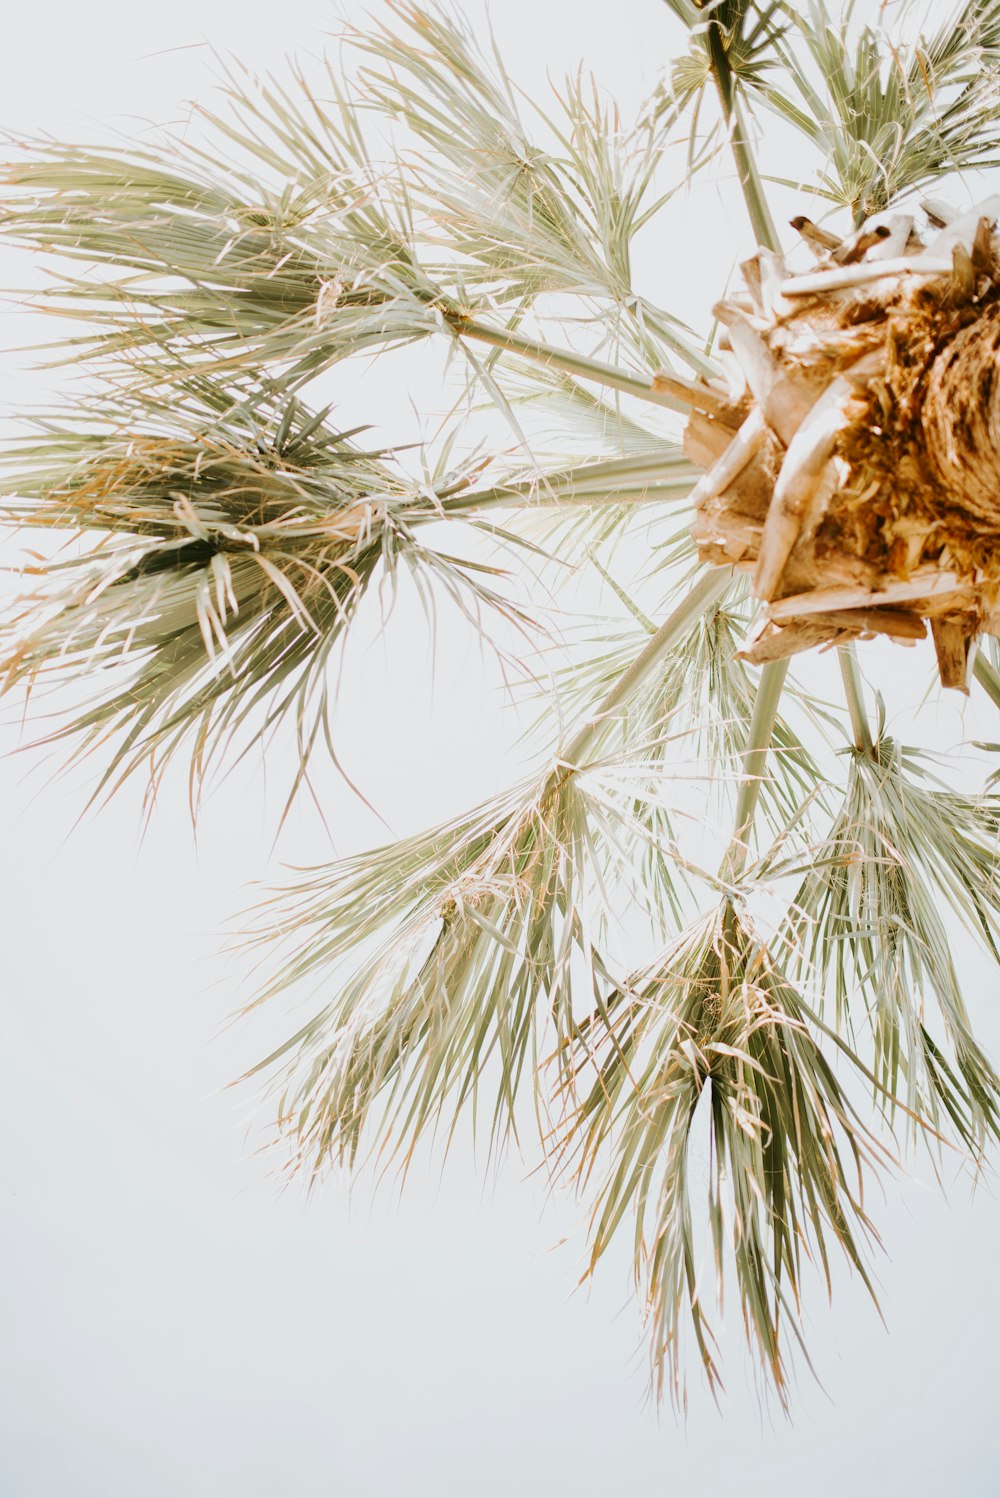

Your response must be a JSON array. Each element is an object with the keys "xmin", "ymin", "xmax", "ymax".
[{"xmin": 5, "ymin": 0, "xmax": 1000, "ymax": 1405}]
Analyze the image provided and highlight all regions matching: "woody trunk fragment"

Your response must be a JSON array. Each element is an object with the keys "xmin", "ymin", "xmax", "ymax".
[{"xmin": 677, "ymin": 197, "xmax": 1000, "ymax": 689}]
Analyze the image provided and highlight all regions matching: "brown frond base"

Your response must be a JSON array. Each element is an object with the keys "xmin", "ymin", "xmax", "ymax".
[{"xmin": 685, "ymin": 199, "xmax": 1000, "ymax": 689}]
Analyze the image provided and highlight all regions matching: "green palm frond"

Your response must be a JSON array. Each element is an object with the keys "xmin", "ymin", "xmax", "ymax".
[
  {"xmin": 1, "ymin": 307, "xmax": 724, "ymax": 798},
  {"xmin": 769, "ymin": 0, "xmax": 1000, "ymax": 222},
  {"xmin": 0, "ymin": 375, "xmax": 528, "ymax": 800},
  {"xmin": 2, "ymin": 121, "xmax": 447, "ymax": 381},
  {"xmin": 247, "ymin": 752, "xmax": 685, "ymax": 1175},
  {"xmin": 245, "ymin": 569, "xmax": 732, "ymax": 1173},
  {"xmin": 662, "ymin": 1, "xmax": 789, "ymax": 109},
  {"xmin": 560, "ymin": 900, "xmax": 885, "ymax": 1405},
  {"xmin": 356, "ymin": 5, "xmax": 606, "ymax": 295},
  {"xmin": 652, "ymin": 1, "xmax": 788, "ymax": 248},
  {"xmin": 354, "ymin": 2, "xmax": 713, "ymax": 372},
  {"xmin": 777, "ymin": 730, "xmax": 1000, "ymax": 1153},
  {"xmin": 2, "ymin": 24, "xmax": 713, "ymax": 390}
]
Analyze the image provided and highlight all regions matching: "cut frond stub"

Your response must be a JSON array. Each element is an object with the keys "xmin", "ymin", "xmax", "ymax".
[{"xmin": 688, "ymin": 198, "xmax": 1000, "ymax": 688}]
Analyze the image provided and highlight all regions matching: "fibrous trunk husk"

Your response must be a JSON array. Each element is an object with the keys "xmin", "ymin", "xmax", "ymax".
[{"xmin": 683, "ymin": 199, "xmax": 1000, "ymax": 689}]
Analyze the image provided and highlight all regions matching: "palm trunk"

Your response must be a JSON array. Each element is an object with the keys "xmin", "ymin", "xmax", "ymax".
[{"xmin": 685, "ymin": 200, "xmax": 1000, "ymax": 691}]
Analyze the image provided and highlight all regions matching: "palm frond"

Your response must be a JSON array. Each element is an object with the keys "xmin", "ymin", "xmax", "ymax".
[
  {"xmin": 244, "ymin": 570, "xmax": 735, "ymax": 1176},
  {"xmin": 1, "ymin": 345, "xmax": 723, "ymax": 800},
  {"xmin": 2, "ymin": 30, "xmax": 715, "ymax": 393},
  {"xmin": 777, "ymin": 729, "xmax": 1000, "ymax": 1153},
  {"xmin": 0, "ymin": 375, "xmax": 523, "ymax": 802},
  {"xmin": 769, "ymin": 0, "xmax": 1000, "ymax": 222},
  {"xmin": 560, "ymin": 900, "xmax": 885, "ymax": 1405},
  {"xmin": 1, "ymin": 114, "xmax": 450, "ymax": 382},
  {"xmin": 353, "ymin": 2, "xmax": 711, "ymax": 373},
  {"xmin": 661, "ymin": 0, "xmax": 790, "ymax": 110},
  {"xmin": 246, "ymin": 753, "xmax": 684, "ymax": 1175}
]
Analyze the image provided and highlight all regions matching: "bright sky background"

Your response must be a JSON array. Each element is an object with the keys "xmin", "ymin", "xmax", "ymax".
[{"xmin": 4, "ymin": 2, "xmax": 1000, "ymax": 1494}]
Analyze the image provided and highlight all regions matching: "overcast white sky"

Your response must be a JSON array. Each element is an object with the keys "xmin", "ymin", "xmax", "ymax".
[{"xmin": 4, "ymin": 2, "xmax": 1000, "ymax": 1494}]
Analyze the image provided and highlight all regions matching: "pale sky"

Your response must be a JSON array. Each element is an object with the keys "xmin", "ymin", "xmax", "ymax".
[{"xmin": 3, "ymin": 2, "xmax": 1000, "ymax": 1493}]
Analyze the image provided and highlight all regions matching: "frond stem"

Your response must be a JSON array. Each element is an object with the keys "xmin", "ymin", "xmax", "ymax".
[
  {"xmin": 453, "ymin": 316, "xmax": 692, "ymax": 412},
  {"xmin": 437, "ymin": 450, "xmax": 697, "ymax": 514},
  {"xmin": 563, "ymin": 569, "xmax": 731, "ymax": 767},
  {"xmin": 973, "ymin": 647, "xmax": 1000, "ymax": 710},
  {"xmin": 724, "ymin": 94, "xmax": 780, "ymax": 253},
  {"xmin": 718, "ymin": 657, "xmax": 788, "ymax": 883},
  {"xmin": 701, "ymin": 15, "xmax": 779, "ymax": 253},
  {"xmin": 837, "ymin": 644, "xmax": 872, "ymax": 755},
  {"xmin": 701, "ymin": 21, "xmax": 784, "ymax": 879}
]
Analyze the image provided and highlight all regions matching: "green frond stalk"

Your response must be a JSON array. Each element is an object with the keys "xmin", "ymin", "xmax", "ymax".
[
  {"xmin": 661, "ymin": 0, "xmax": 784, "ymax": 247},
  {"xmin": 973, "ymin": 646, "xmax": 1000, "ymax": 711},
  {"xmin": 663, "ymin": 2, "xmax": 793, "ymax": 891},
  {"xmin": 451, "ymin": 318, "xmax": 692, "ymax": 410},
  {"xmin": 564, "ymin": 569, "xmax": 731, "ymax": 764},
  {"xmin": 717, "ymin": 658, "xmax": 789, "ymax": 883},
  {"xmin": 837, "ymin": 643, "xmax": 872, "ymax": 755},
  {"xmin": 552, "ymin": 581, "xmax": 820, "ymax": 835}
]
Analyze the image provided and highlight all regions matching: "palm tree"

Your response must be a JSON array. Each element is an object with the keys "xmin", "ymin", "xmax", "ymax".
[{"xmin": 5, "ymin": 0, "xmax": 1000, "ymax": 1405}]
